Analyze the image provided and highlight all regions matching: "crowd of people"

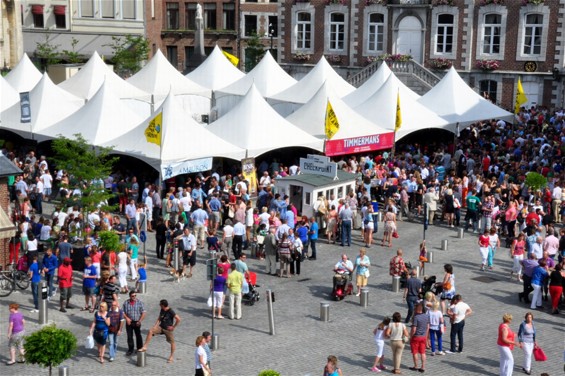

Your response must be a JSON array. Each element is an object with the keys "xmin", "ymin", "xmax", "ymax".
[{"xmin": 2, "ymin": 104, "xmax": 565, "ymax": 374}]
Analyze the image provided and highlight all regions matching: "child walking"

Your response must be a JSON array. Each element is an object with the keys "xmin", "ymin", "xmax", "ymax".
[{"xmin": 370, "ymin": 317, "xmax": 391, "ymax": 372}]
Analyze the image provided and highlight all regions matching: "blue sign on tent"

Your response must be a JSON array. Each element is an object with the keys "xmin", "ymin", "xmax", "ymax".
[{"xmin": 139, "ymin": 231, "xmax": 147, "ymax": 243}]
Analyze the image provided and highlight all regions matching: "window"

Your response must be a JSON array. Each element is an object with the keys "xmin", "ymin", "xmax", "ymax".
[
  {"xmin": 166, "ymin": 3, "xmax": 179, "ymax": 30},
  {"xmin": 436, "ymin": 14, "xmax": 453, "ymax": 54},
  {"xmin": 80, "ymin": 0, "xmax": 94, "ymax": 17},
  {"xmin": 55, "ymin": 14, "xmax": 66, "ymax": 28},
  {"xmin": 367, "ymin": 13, "xmax": 384, "ymax": 52},
  {"xmin": 204, "ymin": 3, "xmax": 216, "ymax": 30},
  {"xmin": 269, "ymin": 16, "xmax": 278, "ymax": 37},
  {"xmin": 122, "ymin": 0, "xmax": 136, "ymax": 20},
  {"xmin": 101, "ymin": 0, "xmax": 114, "ymax": 18},
  {"xmin": 523, "ymin": 14, "xmax": 543, "ymax": 55},
  {"xmin": 244, "ymin": 15, "xmax": 257, "ymax": 36},
  {"xmin": 223, "ymin": 3, "xmax": 235, "ymax": 30},
  {"xmin": 167, "ymin": 46, "xmax": 178, "ymax": 68},
  {"xmin": 329, "ymin": 13, "xmax": 345, "ymax": 51},
  {"xmin": 479, "ymin": 80, "xmax": 497, "ymax": 103},
  {"xmin": 296, "ymin": 12, "xmax": 311, "ymax": 50},
  {"xmin": 186, "ymin": 3, "xmax": 196, "ymax": 29},
  {"xmin": 31, "ymin": 5, "xmax": 44, "ymax": 28},
  {"xmin": 482, "ymin": 14, "xmax": 501, "ymax": 54}
]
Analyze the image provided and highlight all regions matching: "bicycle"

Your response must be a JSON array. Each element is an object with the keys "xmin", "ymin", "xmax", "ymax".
[{"xmin": 0, "ymin": 263, "xmax": 30, "ymax": 297}]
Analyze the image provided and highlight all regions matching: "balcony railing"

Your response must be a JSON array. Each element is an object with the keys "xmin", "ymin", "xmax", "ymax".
[
  {"xmin": 388, "ymin": 0, "xmax": 431, "ymax": 5},
  {"xmin": 348, "ymin": 59, "xmax": 440, "ymax": 88}
]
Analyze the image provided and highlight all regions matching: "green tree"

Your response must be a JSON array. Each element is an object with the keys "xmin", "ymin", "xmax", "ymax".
[
  {"xmin": 98, "ymin": 230, "xmax": 122, "ymax": 252},
  {"xmin": 35, "ymin": 35, "xmax": 61, "ymax": 71},
  {"xmin": 244, "ymin": 33, "xmax": 266, "ymax": 72},
  {"xmin": 524, "ymin": 172, "xmax": 547, "ymax": 192},
  {"xmin": 24, "ymin": 325, "xmax": 77, "ymax": 376},
  {"xmin": 51, "ymin": 134, "xmax": 118, "ymax": 217},
  {"xmin": 62, "ymin": 37, "xmax": 84, "ymax": 64},
  {"xmin": 105, "ymin": 35, "xmax": 150, "ymax": 77}
]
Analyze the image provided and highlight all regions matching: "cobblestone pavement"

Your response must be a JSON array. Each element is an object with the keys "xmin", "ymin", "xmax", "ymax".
[{"xmin": 1, "ymin": 213, "xmax": 563, "ymax": 375}]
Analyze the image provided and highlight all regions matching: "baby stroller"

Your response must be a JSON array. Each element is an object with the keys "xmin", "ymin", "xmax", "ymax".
[
  {"xmin": 419, "ymin": 275, "xmax": 437, "ymax": 299},
  {"xmin": 332, "ymin": 271, "xmax": 353, "ymax": 301},
  {"xmin": 242, "ymin": 271, "xmax": 260, "ymax": 306}
]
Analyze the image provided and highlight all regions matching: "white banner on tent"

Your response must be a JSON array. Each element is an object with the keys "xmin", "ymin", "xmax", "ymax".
[{"xmin": 161, "ymin": 157, "xmax": 213, "ymax": 179}]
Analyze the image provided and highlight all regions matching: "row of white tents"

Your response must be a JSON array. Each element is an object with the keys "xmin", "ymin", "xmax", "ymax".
[{"xmin": 1, "ymin": 45, "xmax": 513, "ymax": 178}]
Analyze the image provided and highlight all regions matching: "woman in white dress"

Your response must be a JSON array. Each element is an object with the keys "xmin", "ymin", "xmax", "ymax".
[{"xmin": 117, "ymin": 250, "xmax": 130, "ymax": 293}]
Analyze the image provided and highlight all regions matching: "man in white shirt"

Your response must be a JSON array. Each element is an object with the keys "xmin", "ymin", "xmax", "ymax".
[
  {"xmin": 176, "ymin": 227, "xmax": 197, "ymax": 277},
  {"xmin": 551, "ymin": 184, "xmax": 562, "ymax": 222},
  {"xmin": 232, "ymin": 221, "xmax": 246, "ymax": 259},
  {"xmin": 259, "ymin": 171, "xmax": 271, "ymax": 188},
  {"xmin": 446, "ymin": 294, "xmax": 472, "ymax": 354},
  {"xmin": 40, "ymin": 170, "xmax": 53, "ymax": 201}
]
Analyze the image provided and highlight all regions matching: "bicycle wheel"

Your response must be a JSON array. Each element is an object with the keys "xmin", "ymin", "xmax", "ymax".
[
  {"xmin": 15, "ymin": 271, "xmax": 30, "ymax": 290},
  {"xmin": 0, "ymin": 276, "xmax": 13, "ymax": 297}
]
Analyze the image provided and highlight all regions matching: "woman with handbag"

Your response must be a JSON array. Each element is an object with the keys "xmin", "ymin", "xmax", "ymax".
[
  {"xmin": 194, "ymin": 335, "xmax": 211, "ymax": 376},
  {"xmin": 385, "ymin": 312, "xmax": 409, "ymax": 375},
  {"xmin": 435, "ymin": 264, "xmax": 455, "ymax": 314},
  {"xmin": 497, "ymin": 313, "xmax": 521, "ymax": 376},
  {"xmin": 89, "ymin": 301, "xmax": 110, "ymax": 363},
  {"xmin": 518, "ymin": 312, "xmax": 538, "ymax": 375}
]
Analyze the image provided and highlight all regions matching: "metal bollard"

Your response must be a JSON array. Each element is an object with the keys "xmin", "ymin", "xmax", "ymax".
[
  {"xmin": 360, "ymin": 287, "xmax": 369, "ymax": 307},
  {"xmin": 138, "ymin": 281, "xmax": 146, "ymax": 294},
  {"xmin": 266, "ymin": 289, "xmax": 275, "ymax": 335},
  {"xmin": 428, "ymin": 251, "xmax": 433, "ymax": 264},
  {"xmin": 441, "ymin": 239, "xmax": 448, "ymax": 251},
  {"xmin": 137, "ymin": 351, "xmax": 146, "ymax": 367},
  {"xmin": 415, "ymin": 265, "xmax": 421, "ymax": 277},
  {"xmin": 212, "ymin": 334, "xmax": 220, "ymax": 351},
  {"xmin": 39, "ymin": 281, "xmax": 48, "ymax": 325},
  {"xmin": 320, "ymin": 302, "xmax": 330, "ymax": 322},
  {"xmin": 59, "ymin": 365, "xmax": 69, "ymax": 376},
  {"xmin": 377, "ymin": 212, "xmax": 383, "ymax": 223},
  {"xmin": 457, "ymin": 228, "xmax": 464, "ymax": 239},
  {"xmin": 392, "ymin": 276, "xmax": 401, "ymax": 292}
]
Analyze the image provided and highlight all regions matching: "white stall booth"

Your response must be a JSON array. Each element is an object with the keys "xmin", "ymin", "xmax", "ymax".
[{"xmin": 275, "ymin": 155, "xmax": 357, "ymax": 217}]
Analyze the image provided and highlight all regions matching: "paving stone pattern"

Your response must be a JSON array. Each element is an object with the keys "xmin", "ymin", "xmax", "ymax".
[{"xmin": 1, "ymin": 213, "xmax": 563, "ymax": 375}]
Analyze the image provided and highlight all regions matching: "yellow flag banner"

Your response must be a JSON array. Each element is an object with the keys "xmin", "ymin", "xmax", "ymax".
[
  {"xmin": 325, "ymin": 100, "xmax": 339, "ymax": 140},
  {"xmin": 395, "ymin": 91, "xmax": 402, "ymax": 132},
  {"xmin": 145, "ymin": 112, "xmax": 162, "ymax": 146},
  {"xmin": 515, "ymin": 77, "xmax": 528, "ymax": 114},
  {"xmin": 222, "ymin": 50, "xmax": 239, "ymax": 67}
]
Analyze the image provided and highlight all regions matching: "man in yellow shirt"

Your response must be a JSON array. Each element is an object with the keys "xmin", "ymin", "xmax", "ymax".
[{"xmin": 227, "ymin": 263, "xmax": 243, "ymax": 320}]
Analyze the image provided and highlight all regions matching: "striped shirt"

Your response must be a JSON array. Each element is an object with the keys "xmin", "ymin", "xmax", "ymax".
[{"xmin": 122, "ymin": 299, "xmax": 145, "ymax": 321}]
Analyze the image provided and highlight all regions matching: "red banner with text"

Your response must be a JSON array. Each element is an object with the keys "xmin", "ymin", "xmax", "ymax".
[{"xmin": 325, "ymin": 132, "xmax": 395, "ymax": 156}]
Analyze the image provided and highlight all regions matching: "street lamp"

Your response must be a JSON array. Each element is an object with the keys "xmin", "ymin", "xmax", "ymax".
[{"xmin": 269, "ymin": 23, "xmax": 274, "ymax": 51}]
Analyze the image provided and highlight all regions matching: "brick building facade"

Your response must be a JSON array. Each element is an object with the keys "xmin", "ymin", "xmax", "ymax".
[
  {"xmin": 278, "ymin": 0, "xmax": 565, "ymax": 110},
  {"xmin": 146, "ymin": 0, "xmax": 278, "ymax": 73}
]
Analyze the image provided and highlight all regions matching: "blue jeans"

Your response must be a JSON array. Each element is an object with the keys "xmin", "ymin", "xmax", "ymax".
[
  {"xmin": 488, "ymin": 246, "xmax": 496, "ymax": 267},
  {"xmin": 45, "ymin": 273, "xmax": 55, "ymax": 296},
  {"xmin": 108, "ymin": 332, "xmax": 119, "ymax": 358},
  {"xmin": 430, "ymin": 329, "xmax": 443, "ymax": 352},
  {"xmin": 310, "ymin": 239, "xmax": 317, "ymax": 258},
  {"xmin": 450, "ymin": 320, "xmax": 465, "ymax": 352},
  {"xmin": 31, "ymin": 282, "xmax": 39, "ymax": 309},
  {"xmin": 405, "ymin": 296, "xmax": 418, "ymax": 323},
  {"xmin": 341, "ymin": 220, "xmax": 351, "ymax": 246},
  {"xmin": 371, "ymin": 214, "xmax": 379, "ymax": 233}
]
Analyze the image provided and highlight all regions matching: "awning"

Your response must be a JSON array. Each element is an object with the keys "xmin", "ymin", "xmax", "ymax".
[
  {"xmin": 0, "ymin": 206, "xmax": 16, "ymax": 239},
  {"xmin": 53, "ymin": 5, "xmax": 66, "ymax": 15},
  {"xmin": 31, "ymin": 4, "xmax": 44, "ymax": 14}
]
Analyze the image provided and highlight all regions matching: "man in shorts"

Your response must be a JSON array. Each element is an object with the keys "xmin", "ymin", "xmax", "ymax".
[
  {"xmin": 139, "ymin": 299, "xmax": 181, "ymax": 363},
  {"xmin": 82, "ymin": 257, "xmax": 97, "ymax": 312},
  {"xmin": 409, "ymin": 303, "xmax": 430, "ymax": 372},
  {"xmin": 176, "ymin": 227, "xmax": 197, "ymax": 277}
]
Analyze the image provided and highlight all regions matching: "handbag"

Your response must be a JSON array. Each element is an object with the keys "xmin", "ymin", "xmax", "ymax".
[
  {"xmin": 392, "ymin": 231, "xmax": 399, "ymax": 238},
  {"xmin": 85, "ymin": 335, "xmax": 94, "ymax": 349},
  {"xmin": 207, "ymin": 295, "xmax": 213, "ymax": 307},
  {"xmin": 365, "ymin": 269, "xmax": 370, "ymax": 278},
  {"xmin": 533, "ymin": 346, "xmax": 547, "ymax": 362}
]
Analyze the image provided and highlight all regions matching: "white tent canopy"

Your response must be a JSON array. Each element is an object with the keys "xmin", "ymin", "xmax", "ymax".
[
  {"xmin": 286, "ymin": 81, "xmax": 389, "ymax": 139},
  {"xmin": 58, "ymin": 51, "xmax": 151, "ymax": 102},
  {"xmin": 207, "ymin": 84, "xmax": 324, "ymax": 158},
  {"xmin": 127, "ymin": 49, "xmax": 211, "ymax": 117},
  {"xmin": 214, "ymin": 51, "xmax": 297, "ymax": 118},
  {"xmin": 0, "ymin": 76, "xmax": 19, "ymax": 112},
  {"xmin": 4, "ymin": 53, "xmax": 42, "ymax": 93},
  {"xmin": 343, "ymin": 63, "xmax": 419, "ymax": 107},
  {"xmin": 38, "ymin": 80, "xmax": 144, "ymax": 145},
  {"xmin": 100, "ymin": 92, "xmax": 245, "ymax": 172},
  {"xmin": 267, "ymin": 57, "xmax": 355, "ymax": 117},
  {"xmin": 1, "ymin": 73, "xmax": 84, "ymax": 138},
  {"xmin": 355, "ymin": 74, "xmax": 449, "ymax": 140},
  {"xmin": 185, "ymin": 46, "xmax": 245, "ymax": 91},
  {"xmin": 417, "ymin": 67, "xmax": 514, "ymax": 127}
]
